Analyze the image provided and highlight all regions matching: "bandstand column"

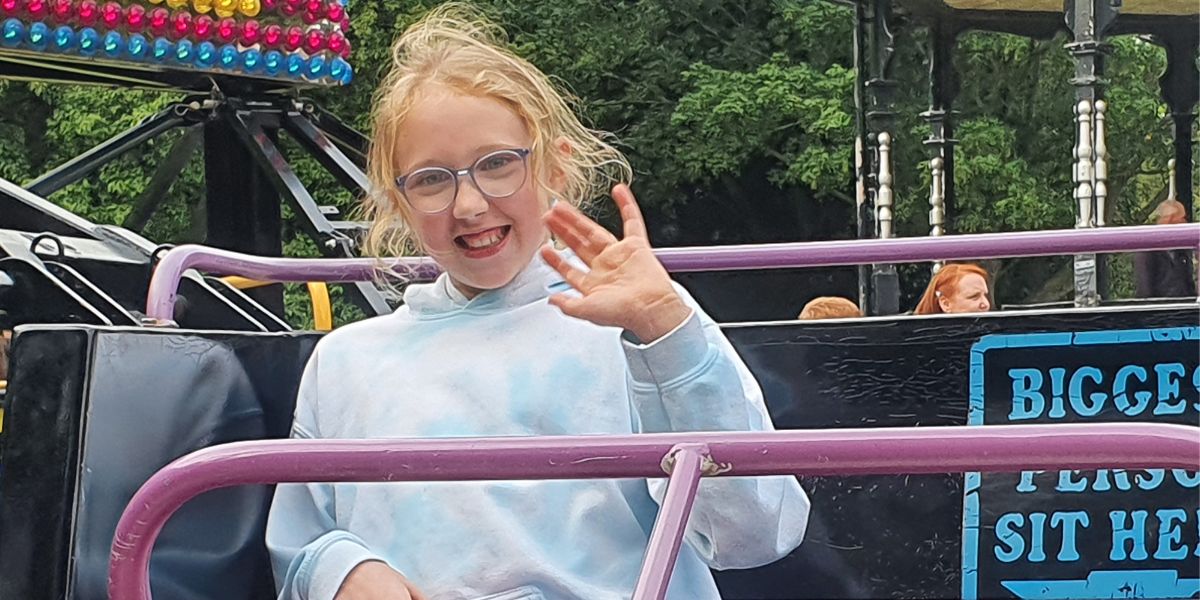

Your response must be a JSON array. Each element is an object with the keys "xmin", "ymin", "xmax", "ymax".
[
  {"xmin": 853, "ymin": 0, "xmax": 874, "ymax": 311},
  {"xmin": 1065, "ymin": 0, "xmax": 1119, "ymax": 307},
  {"xmin": 863, "ymin": 0, "xmax": 901, "ymax": 315},
  {"xmin": 923, "ymin": 20, "xmax": 959, "ymax": 274}
]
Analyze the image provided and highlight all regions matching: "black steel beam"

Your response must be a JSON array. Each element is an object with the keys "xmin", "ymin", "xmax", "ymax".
[
  {"xmin": 282, "ymin": 111, "xmax": 370, "ymax": 194},
  {"xmin": 26, "ymin": 106, "xmax": 186, "ymax": 197}
]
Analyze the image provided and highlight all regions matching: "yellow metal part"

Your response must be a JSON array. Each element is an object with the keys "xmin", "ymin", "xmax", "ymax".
[
  {"xmin": 219, "ymin": 276, "xmax": 334, "ymax": 331},
  {"xmin": 306, "ymin": 282, "xmax": 333, "ymax": 332}
]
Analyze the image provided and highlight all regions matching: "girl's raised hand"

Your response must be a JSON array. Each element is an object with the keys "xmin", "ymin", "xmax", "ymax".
[{"xmin": 540, "ymin": 184, "xmax": 691, "ymax": 343}]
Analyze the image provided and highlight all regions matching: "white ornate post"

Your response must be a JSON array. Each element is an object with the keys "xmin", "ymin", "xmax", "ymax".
[
  {"xmin": 877, "ymin": 132, "xmax": 894, "ymax": 239},
  {"xmin": 1093, "ymin": 99, "xmax": 1108, "ymax": 226},
  {"xmin": 1167, "ymin": 158, "xmax": 1177, "ymax": 201},
  {"xmin": 1074, "ymin": 99, "xmax": 1095, "ymax": 229},
  {"xmin": 929, "ymin": 156, "xmax": 945, "ymax": 273}
]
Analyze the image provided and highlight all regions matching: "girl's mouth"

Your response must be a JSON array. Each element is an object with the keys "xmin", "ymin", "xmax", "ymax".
[{"xmin": 455, "ymin": 225, "xmax": 512, "ymax": 257}]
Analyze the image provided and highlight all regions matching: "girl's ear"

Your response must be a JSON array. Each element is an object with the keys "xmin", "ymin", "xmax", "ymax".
[{"xmin": 547, "ymin": 137, "xmax": 572, "ymax": 192}]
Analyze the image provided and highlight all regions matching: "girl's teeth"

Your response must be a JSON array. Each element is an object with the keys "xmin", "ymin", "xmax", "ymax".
[{"xmin": 464, "ymin": 229, "xmax": 503, "ymax": 248}]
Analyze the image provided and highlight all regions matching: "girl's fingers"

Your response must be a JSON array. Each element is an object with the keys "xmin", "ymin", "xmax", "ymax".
[
  {"xmin": 613, "ymin": 184, "xmax": 649, "ymax": 240},
  {"xmin": 545, "ymin": 211, "xmax": 604, "ymax": 264},
  {"xmin": 544, "ymin": 202, "xmax": 616, "ymax": 257},
  {"xmin": 540, "ymin": 245, "xmax": 590, "ymax": 292},
  {"xmin": 547, "ymin": 293, "xmax": 587, "ymax": 319}
]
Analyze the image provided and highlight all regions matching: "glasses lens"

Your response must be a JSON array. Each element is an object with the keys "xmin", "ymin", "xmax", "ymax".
[
  {"xmin": 403, "ymin": 167, "xmax": 456, "ymax": 212},
  {"xmin": 472, "ymin": 150, "xmax": 527, "ymax": 198}
]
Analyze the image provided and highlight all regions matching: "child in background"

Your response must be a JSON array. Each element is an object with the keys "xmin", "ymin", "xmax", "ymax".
[
  {"xmin": 266, "ymin": 5, "xmax": 809, "ymax": 600},
  {"xmin": 798, "ymin": 296, "xmax": 862, "ymax": 320}
]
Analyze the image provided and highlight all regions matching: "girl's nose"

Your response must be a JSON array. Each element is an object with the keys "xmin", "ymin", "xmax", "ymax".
[{"xmin": 452, "ymin": 183, "xmax": 489, "ymax": 219}]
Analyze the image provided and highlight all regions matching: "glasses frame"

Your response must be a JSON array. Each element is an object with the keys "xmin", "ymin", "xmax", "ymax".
[{"xmin": 394, "ymin": 147, "xmax": 533, "ymax": 214}]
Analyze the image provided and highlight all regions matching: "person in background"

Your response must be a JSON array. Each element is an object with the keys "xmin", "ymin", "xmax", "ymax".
[
  {"xmin": 913, "ymin": 263, "xmax": 991, "ymax": 315},
  {"xmin": 1133, "ymin": 199, "xmax": 1196, "ymax": 299},
  {"xmin": 798, "ymin": 296, "xmax": 862, "ymax": 320}
]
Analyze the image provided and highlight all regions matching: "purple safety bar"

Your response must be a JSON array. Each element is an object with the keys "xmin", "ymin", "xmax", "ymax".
[
  {"xmin": 145, "ymin": 223, "xmax": 1200, "ymax": 321},
  {"xmin": 108, "ymin": 423, "xmax": 1200, "ymax": 600}
]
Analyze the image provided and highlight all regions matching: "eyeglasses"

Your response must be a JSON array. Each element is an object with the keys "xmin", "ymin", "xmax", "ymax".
[{"xmin": 394, "ymin": 148, "xmax": 532, "ymax": 214}]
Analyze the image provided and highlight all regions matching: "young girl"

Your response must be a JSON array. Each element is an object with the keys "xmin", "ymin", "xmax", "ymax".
[
  {"xmin": 913, "ymin": 263, "xmax": 991, "ymax": 315},
  {"xmin": 265, "ymin": 5, "xmax": 810, "ymax": 599}
]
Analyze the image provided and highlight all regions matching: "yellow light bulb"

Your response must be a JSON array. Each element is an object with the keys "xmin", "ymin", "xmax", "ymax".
[
  {"xmin": 165, "ymin": 0, "xmax": 188, "ymax": 9},
  {"xmin": 192, "ymin": 0, "xmax": 213, "ymax": 12},
  {"xmin": 238, "ymin": 0, "xmax": 260, "ymax": 17},
  {"xmin": 213, "ymin": 0, "xmax": 237, "ymax": 18}
]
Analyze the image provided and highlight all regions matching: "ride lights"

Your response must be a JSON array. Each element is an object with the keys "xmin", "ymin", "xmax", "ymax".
[{"xmin": 0, "ymin": 0, "xmax": 352, "ymax": 84}]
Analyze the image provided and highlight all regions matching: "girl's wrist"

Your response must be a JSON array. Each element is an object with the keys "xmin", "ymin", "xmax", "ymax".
[{"xmin": 629, "ymin": 293, "xmax": 691, "ymax": 343}]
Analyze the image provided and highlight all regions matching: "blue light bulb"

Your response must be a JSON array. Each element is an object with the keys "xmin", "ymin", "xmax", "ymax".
[
  {"xmin": 195, "ymin": 41, "xmax": 216, "ymax": 68},
  {"xmin": 2, "ymin": 19, "xmax": 25, "ymax": 47},
  {"xmin": 102, "ymin": 30, "xmax": 122, "ymax": 57},
  {"xmin": 263, "ymin": 50, "xmax": 282, "ymax": 75},
  {"xmin": 285, "ymin": 53, "xmax": 304, "ymax": 77},
  {"xmin": 78, "ymin": 27, "xmax": 99, "ymax": 55},
  {"xmin": 52, "ymin": 25, "xmax": 74, "ymax": 52},
  {"xmin": 339, "ymin": 62, "xmax": 353, "ymax": 85},
  {"xmin": 127, "ymin": 33, "xmax": 147, "ymax": 59},
  {"xmin": 27, "ymin": 22, "xmax": 49, "ymax": 51},
  {"xmin": 174, "ymin": 39, "xmax": 194, "ymax": 64},
  {"xmin": 304, "ymin": 54, "xmax": 326, "ymax": 80},
  {"xmin": 328, "ymin": 56, "xmax": 345, "ymax": 80},
  {"xmin": 217, "ymin": 44, "xmax": 238, "ymax": 69},
  {"xmin": 241, "ymin": 48, "xmax": 261, "ymax": 72},
  {"xmin": 151, "ymin": 37, "xmax": 173, "ymax": 62}
]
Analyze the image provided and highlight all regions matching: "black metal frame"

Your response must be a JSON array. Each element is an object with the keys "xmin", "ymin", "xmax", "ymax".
[{"xmin": 1, "ymin": 92, "xmax": 393, "ymax": 322}]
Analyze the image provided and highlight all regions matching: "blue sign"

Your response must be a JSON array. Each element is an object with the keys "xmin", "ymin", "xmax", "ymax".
[{"xmin": 963, "ymin": 327, "xmax": 1200, "ymax": 599}]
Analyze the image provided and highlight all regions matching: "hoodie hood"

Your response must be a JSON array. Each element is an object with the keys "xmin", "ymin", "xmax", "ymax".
[{"xmin": 401, "ymin": 250, "xmax": 577, "ymax": 318}]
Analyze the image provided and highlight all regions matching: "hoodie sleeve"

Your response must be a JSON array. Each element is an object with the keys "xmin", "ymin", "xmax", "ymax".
[
  {"xmin": 266, "ymin": 350, "xmax": 386, "ymax": 600},
  {"xmin": 622, "ymin": 284, "xmax": 811, "ymax": 570}
]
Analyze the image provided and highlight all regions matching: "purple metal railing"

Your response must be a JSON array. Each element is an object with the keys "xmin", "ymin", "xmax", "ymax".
[
  {"xmin": 145, "ymin": 223, "xmax": 1200, "ymax": 321},
  {"xmin": 108, "ymin": 423, "xmax": 1200, "ymax": 600}
]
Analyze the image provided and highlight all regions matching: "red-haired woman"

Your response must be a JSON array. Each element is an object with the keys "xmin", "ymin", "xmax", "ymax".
[{"xmin": 913, "ymin": 263, "xmax": 991, "ymax": 315}]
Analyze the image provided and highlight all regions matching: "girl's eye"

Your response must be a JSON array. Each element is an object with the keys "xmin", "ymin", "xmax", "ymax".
[
  {"xmin": 478, "ymin": 153, "xmax": 518, "ymax": 171},
  {"xmin": 409, "ymin": 170, "xmax": 452, "ymax": 189}
]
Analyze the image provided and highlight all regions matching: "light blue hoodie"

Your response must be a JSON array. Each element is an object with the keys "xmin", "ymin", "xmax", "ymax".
[{"xmin": 266, "ymin": 251, "xmax": 810, "ymax": 600}]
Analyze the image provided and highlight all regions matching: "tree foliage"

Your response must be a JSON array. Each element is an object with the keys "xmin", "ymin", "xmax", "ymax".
[{"xmin": 0, "ymin": 0, "xmax": 1185, "ymax": 323}]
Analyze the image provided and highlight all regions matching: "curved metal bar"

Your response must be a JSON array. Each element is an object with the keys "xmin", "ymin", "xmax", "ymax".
[
  {"xmin": 109, "ymin": 423, "xmax": 1200, "ymax": 600},
  {"xmin": 145, "ymin": 224, "xmax": 1200, "ymax": 321}
]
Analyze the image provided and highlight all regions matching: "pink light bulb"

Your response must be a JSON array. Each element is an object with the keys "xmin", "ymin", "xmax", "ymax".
[
  {"xmin": 76, "ymin": 0, "xmax": 98, "ymax": 23},
  {"xmin": 26, "ymin": 0, "xmax": 47, "ymax": 17},
  {"xmin": 303, "ymin": 28, "xmax": 322, "ymax": 51},
  {"xmin": 262, "ymin": 22, "xmax": 281, "ymax": 45},
  {"xmin": 193, "ymin": 13, "xmax": 213, "ymax": 39},
  {"xmin": 283, "ymin": 24, "xmax": 301, "ymax": 50},
  {"xmin": 126, "ymin": 3, "xmax": 146, "ymax": 30},
  {"xmin": 51, "ymin": 0, "xmax": 71, "ymax": 19},
  {"xmin": 148, "ymin": 6, "xmax": 169, "ymax": 33},
  {"xmin": 326, "ymin": 30, "xmax": 343, "ymax": 53},
  {"xmin": 101, "ymin": 1, "xmax": 122, "ymax": 27},
  {"xmin": 171, "ymin": 11, "xmax": 192, "ymax": 39},
  {"xmin": 239, "ymin": 18, "xmax": 259, "ymax": 44},
  {"xmin": 216, "ymin": 16, "xmax": 236, "ymax": 41}
]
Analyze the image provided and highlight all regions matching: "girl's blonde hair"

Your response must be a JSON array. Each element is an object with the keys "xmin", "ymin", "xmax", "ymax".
[{"xmin": 362, "ymin": 2, "xmax": 632, "ymax": 259}]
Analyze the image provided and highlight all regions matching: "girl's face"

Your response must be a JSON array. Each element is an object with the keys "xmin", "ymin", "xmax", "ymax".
[
  {"xmin": 392, "ymin": 89, "xmax": 550, "ymax": 298},
  {"xmin": 939, "ymin": 273, "xmax": 991, "ymax": 314}
]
